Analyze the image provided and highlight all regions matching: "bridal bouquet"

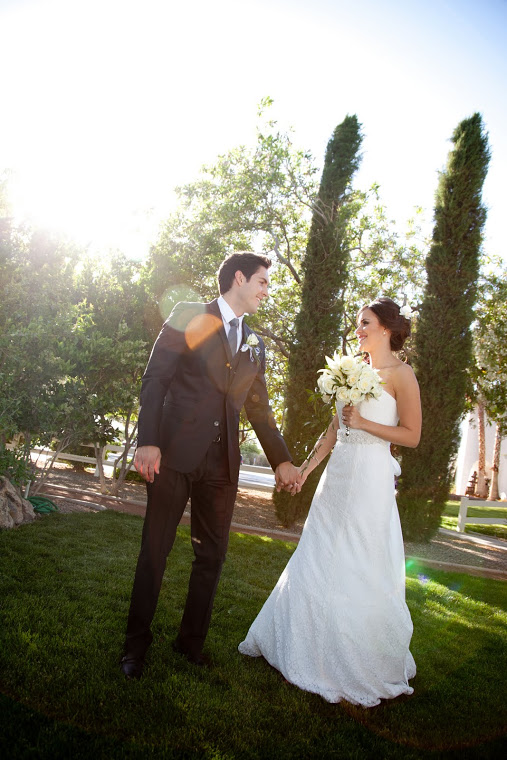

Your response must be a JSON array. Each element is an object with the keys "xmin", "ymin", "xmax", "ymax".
[{"xmin": 317, "ymin": 353, "xmax": 383, "ymax": 432}]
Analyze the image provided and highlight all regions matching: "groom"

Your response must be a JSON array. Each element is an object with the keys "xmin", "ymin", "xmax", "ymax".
[{"xmin": 121, "ymin": 252, "xmax": 300, "ymax": 678}]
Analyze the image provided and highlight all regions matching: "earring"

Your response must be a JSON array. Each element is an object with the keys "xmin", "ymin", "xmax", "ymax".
[{"xmin": 383, "ymin": 330, "xmax": 386, "ymax": 335}]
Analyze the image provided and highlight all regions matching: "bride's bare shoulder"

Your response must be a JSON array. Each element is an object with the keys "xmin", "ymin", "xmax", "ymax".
[{"xmin": 392, "ymin": 361, "xmax": 418, "ymax": 387}]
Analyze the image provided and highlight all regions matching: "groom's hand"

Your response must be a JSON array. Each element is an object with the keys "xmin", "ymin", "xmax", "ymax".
[
  {"xmin": 275, "ymin": 461, "xmax": 302, "ymax": 495},
  {"xmin": 134, "ymin": 445, "xmax": 162, "ymax": 483}
]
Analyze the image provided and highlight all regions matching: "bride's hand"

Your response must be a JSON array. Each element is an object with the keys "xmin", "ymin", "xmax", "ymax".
[{"xmin": 341, "ymin": 404, "xmax": 363, "ymax": 429}]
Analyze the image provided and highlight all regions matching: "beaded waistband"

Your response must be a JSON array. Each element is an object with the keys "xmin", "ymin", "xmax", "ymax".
[{"xmin": 336, "ymin": 429, "xmax": 387, "ymax": 445}]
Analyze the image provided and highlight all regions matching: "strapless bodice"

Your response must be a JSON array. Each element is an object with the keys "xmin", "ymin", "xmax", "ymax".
[{"xmin": 336, "ymin": 390, "xmax": 398, "ymax": 433}]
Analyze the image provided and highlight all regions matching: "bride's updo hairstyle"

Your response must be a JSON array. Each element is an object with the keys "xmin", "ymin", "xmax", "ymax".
[{"xmin": 361, "ymin": 297, "xmax": 411, "ymax": 352}]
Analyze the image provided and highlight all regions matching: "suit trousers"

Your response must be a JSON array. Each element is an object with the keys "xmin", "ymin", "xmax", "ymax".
[{"xmin": 124, "ymin": 437, "xmax": 238, "ymax": 660}]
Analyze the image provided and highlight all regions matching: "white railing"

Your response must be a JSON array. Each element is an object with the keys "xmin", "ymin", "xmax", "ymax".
[
  {"xmin": 24, "ymin": 446, "xmax": 276, "ymax": 491},
  {"xmin": 28, "ymin": 444, "xmax": 132, "ymax": 473},
  {"xmin": 238, "ymin": 463, "xmax": 275, "ymax": 491},
  {"xmin": 457, "ymin": 497, "xmax": 507, "ymax": 533}
]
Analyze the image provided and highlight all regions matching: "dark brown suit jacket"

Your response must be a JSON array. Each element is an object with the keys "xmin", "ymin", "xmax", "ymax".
[{"xmin": 137, "ymin": 299, "xmax": 291, "ymax": 482}]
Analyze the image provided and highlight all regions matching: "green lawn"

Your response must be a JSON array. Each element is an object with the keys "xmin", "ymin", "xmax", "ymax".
[
  {"xmin": 442, "ymin": 501, "xmax": 507, "ymax": 540},
  {"xmin": 0, "ymin": 511, "xmax": 506, "ymax": 759}
]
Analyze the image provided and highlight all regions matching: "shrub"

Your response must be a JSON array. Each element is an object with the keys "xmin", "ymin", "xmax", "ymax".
[{"xmin": 0, "ymin": 447, "xmax": 33, "ymax": 489}]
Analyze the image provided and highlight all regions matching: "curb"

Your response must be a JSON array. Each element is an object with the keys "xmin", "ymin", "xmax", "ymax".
[
  {"xmin": 438, "ymin": 526, "xmax": 507, "ymax": 551},
  {"xmin": 39, "ymin": 484, "xmax": 507, "ymax": 581},
  {"xmin": 405, "ymin": 556, "xmax": 507, "ymax": 581}
]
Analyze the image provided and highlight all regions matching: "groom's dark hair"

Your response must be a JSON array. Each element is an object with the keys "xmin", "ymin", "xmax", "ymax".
[{"xmin": 218, "ymin": 252, "xmax": 271, "ymax": 295}]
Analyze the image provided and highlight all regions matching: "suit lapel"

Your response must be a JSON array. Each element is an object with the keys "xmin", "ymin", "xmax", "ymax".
[
  {"xmin": 207, "ymin": 299, "xmax": 233, "ymax": 360},
  {"xmin": 242, "ymin": 322, "xmax": 251, "ymax": 343}
]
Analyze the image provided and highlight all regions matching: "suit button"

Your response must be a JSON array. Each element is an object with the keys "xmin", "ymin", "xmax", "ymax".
[{"xmin": 213, "ymin": 420, "xmax": 219, "ymax": 427}]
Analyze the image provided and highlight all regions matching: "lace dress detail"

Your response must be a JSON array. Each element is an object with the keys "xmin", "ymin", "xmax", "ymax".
[
  {"xmin": 238, "ymin": 391, "xmax": 415, "ymax": 707},
  {"xmin": 336, "ymin": 428, "xmax": 387, "ymax": 445}
]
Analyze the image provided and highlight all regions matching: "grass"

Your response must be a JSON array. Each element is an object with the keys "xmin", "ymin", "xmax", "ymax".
[
  {"xmin": 0, "ymin": 511, "xmax": 506, "ymax": 759},
  {"xmin": 441, "ymin": 501, "xmax": 507, "ymax": 540}
]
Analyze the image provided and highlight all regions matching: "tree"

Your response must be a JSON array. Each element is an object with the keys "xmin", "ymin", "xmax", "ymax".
[
  {"xmin": 0, "ymin": 206, "xmax": 150, "ymax": 495},
  {"xmin": 71, "ymin": 253, "xmax": 150, "ymax": 495},
  {"xmin": 149, "ymin": 103, "xmax": 427, "ymax": 428},
  {"xmin": 147, "ymin": 101, "xmax": 319, "ymax": 425},
  {"xmin": 333, "ymin": 191, "xmax": 427, "ymax": 367},
  {"xmin": 397, "ymin": 113, "xmax": 490, "ymax": 540},
  {"xmin": 475, "ymin": 399, "xmax": 488, "ymax": 498},
  {"xmin": 273, "ymin": 115, "xmax": 363, "ymax": 526},
  {"xmin": 0, "ymin": 172, "xmax": 21, "ymax": 445},
  {"xmin": 473, "ymin": 272, "xmax": 507, "ymax": 500},
  {"xmin": 148, "ymin": 106, "xmax": 427, "ymax": 479},
  {"xmin": 148, "ymin": 100, "xmax": 317, "ymax": 316},
  {"xmin": 488, "ymin": 426, "xmax": 504, "ymax": 501},
  {"xmin": 0, "ymin": 223, "xmax": 85, "ymax": 485}
]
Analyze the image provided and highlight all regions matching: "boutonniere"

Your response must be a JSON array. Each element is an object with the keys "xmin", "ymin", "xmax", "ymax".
[{"xmin": 240, "ymin": 333, "xmax": 261, "ymax": 364}]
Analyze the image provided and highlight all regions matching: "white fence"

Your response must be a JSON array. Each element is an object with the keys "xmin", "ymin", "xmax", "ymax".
[
  {"xmin": 457, "ymin": 497, "xmax": 507, "ymax": 533},
  {"xmin": 27, "ymin": 446, "xmax": 276, "ymax": 492},
  {"xmin": 237, "ymin": 463, "xmax": 275, "ymax": 492},
  {"xmin": 29, "ymin": 444, "xmax": 131, "ymax": 474}
]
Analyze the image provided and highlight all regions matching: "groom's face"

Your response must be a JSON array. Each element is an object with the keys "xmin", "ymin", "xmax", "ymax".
[{"xmin": 237, "ymin": 266, "xmax": 270, "ymax": 314}]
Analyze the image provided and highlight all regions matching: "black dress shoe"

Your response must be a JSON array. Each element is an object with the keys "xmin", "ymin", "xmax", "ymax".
[
  {"xmin": 172, "ymin": 640, "xmax": 212, "ymax": 668},
  {"xmin": 120, "ymin": 655, "xmax": 144, "ymax": 680}
]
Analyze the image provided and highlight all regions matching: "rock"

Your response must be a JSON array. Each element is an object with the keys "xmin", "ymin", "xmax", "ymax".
[{"xmin": 0, "ymin": 476, "xmax": 37, "ymax": 529}]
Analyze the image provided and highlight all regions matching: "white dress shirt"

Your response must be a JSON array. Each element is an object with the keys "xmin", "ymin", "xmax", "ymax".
[{"xmin": 217, "ymin": 295, "xmax": 244, "ymax": 353}]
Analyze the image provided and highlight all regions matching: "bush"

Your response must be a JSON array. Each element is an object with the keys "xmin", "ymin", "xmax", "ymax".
[
  {"xmin": 0, "ymin": 447, "xmax": 33, "ymax": 489},
  {"xmin": 240, "ymin": 441, "xmax": 269, "ymax": 466},
  {"xmin": 125, "ymin": 468, "xmax": 144, "ymax": 483}
]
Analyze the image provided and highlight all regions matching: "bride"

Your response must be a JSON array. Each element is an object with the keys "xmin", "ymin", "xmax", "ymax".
[{"xmin": 238, "ymin": 297, "xmax": 422, "ymax": 707}]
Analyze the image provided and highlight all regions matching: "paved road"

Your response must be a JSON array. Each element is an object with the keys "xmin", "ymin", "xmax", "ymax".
[
  {"xmin": 238, "ymin": 470, "xmax": 275, "ymax": 491},
  {"xmin": 404, "ymin": 528, "xmax": 507, "ymax": 579}
]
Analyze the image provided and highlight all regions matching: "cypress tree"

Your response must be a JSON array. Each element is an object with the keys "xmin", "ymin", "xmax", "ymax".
[
  {"xmin": 398, "ymin": 113, "xmax": 490, "ymax": 540},
  {"xmin": 274, "ymin": 115, "xmax": 362, "ymax": 526}
]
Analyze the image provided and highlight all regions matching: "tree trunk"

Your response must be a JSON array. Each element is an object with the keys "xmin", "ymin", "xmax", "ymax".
[
  {"xmin": 31, "ymin": 434, "xmax": 73, "ymax": 494},
  {"xmin": 93, "ymin": 444, "xmax": 109, "ymax": 494},
  {"xmin": 488, "ymin": 424, "xmax": 502, "ymax": 501},
  {"xmin": 108, "ymin": 416, "xmax": 138, "ymax": 497},
  {"xmin": 476, "ymin": 400, "xmax": 488, "ymax": 497}
]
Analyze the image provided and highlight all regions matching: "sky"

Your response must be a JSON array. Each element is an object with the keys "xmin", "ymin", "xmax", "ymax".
[{"xmin": 1, "ymin": 0, "xmax": 506, "ymax": 261}]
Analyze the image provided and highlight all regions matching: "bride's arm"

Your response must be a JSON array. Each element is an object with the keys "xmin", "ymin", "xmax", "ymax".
[
  {"xmin": 298, "ymin": 414, "xmax": 340, "ymax": 484},
  {"xmin": 342, "ymin": 364, "xmax": 421, "ymax": 448}
]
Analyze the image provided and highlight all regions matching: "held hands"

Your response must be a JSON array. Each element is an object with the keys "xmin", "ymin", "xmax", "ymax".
[
  {"xmin": 275, "ymin": 461, "xmax": 302, "ymax": 495},
  {"xmin": 134, "ymin": 445, "xmax": 162, "ymax": 483},
  {"xmin": 135, "ymin": 451, "xmax": 304, "ymax": 493}
]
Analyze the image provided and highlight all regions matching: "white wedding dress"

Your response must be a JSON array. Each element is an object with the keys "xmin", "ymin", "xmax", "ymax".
[{"xmin": 238, "ymin": 391, "xmax": 416, "ymax": 707}]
